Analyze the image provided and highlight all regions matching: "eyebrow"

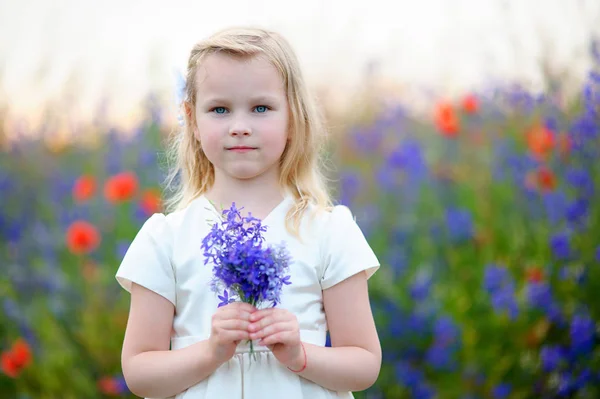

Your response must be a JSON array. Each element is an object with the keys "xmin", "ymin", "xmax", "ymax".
[{"xmin": 200, "ymin": 95, "xmax": 281, "ymax": 105}]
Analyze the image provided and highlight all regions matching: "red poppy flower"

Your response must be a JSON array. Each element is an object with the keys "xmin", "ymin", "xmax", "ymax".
[
  {"xmin": 434, "ymin": 101, "xmax": 460, "ymax": 137},
  {"xmin": 98, "ymin": 377, "xmax": 120, "ymax": 396},
  {"xmin": 140, "ymin": 189, "xmax": 162, "ymax": 216},
  {"xmin": 104, "ymin": 172, "xmax": 139, "ymax": 203},
  {"xmin": 526, "ymin": 266, "xmax": 544, "ymax": 283},
  {"xmin": 461, "ymin": 94, "xmax": 479, "ymax": 114},
  {"xmin": 66, "ymin": 220, "xmax": 101, "ymax": 255},
  {"xmin": 536, "ymin": 167, "xmax": 557, "ymax": 191},
  {"xmin": 1, "ymin": 339, "xmax": 32, "ymax": 378},
  {"xmin": 526, "ymin": 123, "xmax": 555, "ymax": 159},
  {"xmin": 72, "ymin": 175, "xmax": 97, "ymax": 202}
]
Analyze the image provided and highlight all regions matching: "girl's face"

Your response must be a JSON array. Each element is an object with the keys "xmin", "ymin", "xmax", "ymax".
[{"xmin": 193, "ymin": 53, "xmax": 290, "ymax": 184}]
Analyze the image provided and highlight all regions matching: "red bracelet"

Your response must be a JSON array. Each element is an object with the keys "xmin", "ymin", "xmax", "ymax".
[{"xmin": 287, "ymin": 342, "xmax": 307, "ymax": 373}]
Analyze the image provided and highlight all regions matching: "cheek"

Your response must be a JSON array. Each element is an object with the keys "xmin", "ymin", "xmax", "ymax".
[
  {"xmin": 261, "ymin": 116, "xmax": 289, "ymax": 147},
  {"xmin": 196, "ymin": 119, "xmax": 222, "ymax": 154}
]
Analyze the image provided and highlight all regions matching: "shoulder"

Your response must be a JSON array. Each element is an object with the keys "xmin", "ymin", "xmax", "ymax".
[
  {"xmin": 310, "ymin": 203, "xmax": 356, "ymax": 230},
  {"xmin": 141, "ymin": 196, "xmax": 209, "ymax": 242}
]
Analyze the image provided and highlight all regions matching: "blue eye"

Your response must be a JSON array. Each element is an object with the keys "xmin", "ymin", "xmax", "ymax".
[
  {"xmin": 213, "ymin": 107, "xmax": 227, "ymax": 114},
  {"xmin": 254, "ymin": 105, "xmax": 268, "ymax": 113}
]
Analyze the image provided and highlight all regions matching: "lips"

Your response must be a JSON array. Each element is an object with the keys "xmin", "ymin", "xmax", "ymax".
[
  {"xmin": 226, "ymin": 146, "xmax": 257, "ymax": 153},
  {"xmin": 227, "ymin": 146, "xmax": 257, "ymax": 150}
]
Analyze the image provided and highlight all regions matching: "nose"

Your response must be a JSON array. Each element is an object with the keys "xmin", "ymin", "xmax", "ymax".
[{"xmin": 229, "ymin": 120, "xmax": 252, "ymax": 137}]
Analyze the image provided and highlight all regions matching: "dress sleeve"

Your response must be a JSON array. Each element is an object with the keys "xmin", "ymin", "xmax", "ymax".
[
  {"xmin": 319, "ymin": 205, "xmax": 380, "ymax": 290},
  {"xmin": 115, "ymin": 213, "xmax": 176, "ymax": 306}
]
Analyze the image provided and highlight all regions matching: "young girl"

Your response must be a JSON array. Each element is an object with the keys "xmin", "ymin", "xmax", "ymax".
[{"xmin": 116, "ymin": 27, "xmax": 381, "ymax": 399}]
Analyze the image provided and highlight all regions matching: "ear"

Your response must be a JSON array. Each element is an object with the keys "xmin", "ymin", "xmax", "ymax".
[{"xmin": 184, "ymin": 101, "xmax": 200, "ymax": 140}]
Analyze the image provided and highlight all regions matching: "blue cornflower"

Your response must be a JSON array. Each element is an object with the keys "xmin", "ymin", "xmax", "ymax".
[
  {"xmin": 595, "ymin": 246, "xmax": 600, "ymax": 262},
  {"xmin": 542, "ymin": 191, "xmax": 567, "ymax": 225},
  {"xmin": 410, "ymin": 270, "xmax": 432, "ymax": 301},
  {"xmin": 395, "ymin": 361, "xmax": 424, "ymax": 389},
  {"xmin": 566, "ymin": 168, "xmax": 594, "ymax": 198},
  {"xmin": 566, "ymin": 198, "xmax": 589, "ymax": 227},
  {"xmin": 550, "ymin": 232, "xmax": 571, "ymax": 260},
  {"xmin": 527, "ymin": 282, "xmax": 563, "ymax": 322},
  {"xmin": 433, "ymin": 316, "xmax": 460, "ymax": 346},
  {"xmin": 387, "ymin": 140, "xmax": 428, "ymax": 180},
  {"xmin": 116, "ymin": 240, "xmax": 131, "ymax": 260},
  {"xmin": 569, "ymin": 313, "xmax": 595, "ymax": 356},
  {"xmin": 540, "ymin": 345, "xmax": 564, "ymax": 372},
  {"xmin": 412, "ymin": 383, "xmax": 436, "ymax": 399},
  {"xmin": 425, "ymin": 343, "xmax": 456, "ymax": 371},
  {"xmin": 492, "ymin": 383, "xmax": 511, "ymax": 399},
  {"xmin": 557, "ymin": 372, "xmax": 574, "ymax": 396},
  {"xmin": 483, "ymin": 264, "xmax": 509, "ymax": 293},
  {"xmin": 491, "ymin": 286, "xmax": 519, "ymax": 320},
  {"xmin": 339, "ymin": 171, "xmax": 362, "ymax": 205},
  {"xmin": 445, "ymin": 208, "xmax": 474, "ymax": 243},
  {"xmin": 484, "ymin": 264, "xmax": 519, "ymax": 319}
]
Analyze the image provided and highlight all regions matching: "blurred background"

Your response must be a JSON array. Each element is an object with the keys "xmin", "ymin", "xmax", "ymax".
[{"xmin": 1, "ymin": 0, "xmax": 600, "ymax": 398}]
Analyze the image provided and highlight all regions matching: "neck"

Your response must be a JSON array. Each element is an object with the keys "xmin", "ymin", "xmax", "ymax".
[{"xmin": 205, "ymin": 169, "xmax": 286, "ymax": 217}]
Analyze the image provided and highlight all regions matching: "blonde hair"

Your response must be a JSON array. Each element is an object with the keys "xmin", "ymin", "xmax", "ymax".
[{"xmin": 164, "ymin": 27, "xmax": 333, "ymax": 235}]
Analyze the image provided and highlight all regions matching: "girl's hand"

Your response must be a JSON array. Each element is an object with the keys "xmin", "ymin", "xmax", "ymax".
[
  {"xmin": 248, "ymin": 308, "xmax": 304, "ymax": 370},
  {"xmin": 208, "ymin": 302, "xmax": 256, "ymax": 365}
]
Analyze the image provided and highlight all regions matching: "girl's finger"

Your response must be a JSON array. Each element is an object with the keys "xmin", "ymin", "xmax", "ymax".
[
  {"xmin": 249, "ymin": 311, "xmax": 294, "ymax": 331},
  {"xmin": 215, "ymin": 308, "xmax": 252, "ymax": 322},
  {"xmin": 259, "ymin": 330, "xmax": 298, "ymax": 346},
  {"xmin": 248, "ymin": 315, "xmax": 276, "ymax": 332},
  {"xmin": 215, "ymin": 319, "xmax": 250, "ymax": 331},
  {"xmin": 220, "ymin": 329, "xmax": 250, "ymax": 343},
  {"xmin": 249, "ymin": 321, "xmax": 293, "ymax": 340},
  {"xmin": 248, "ymin": 308, "xmax": 274, "ymax": 322}
]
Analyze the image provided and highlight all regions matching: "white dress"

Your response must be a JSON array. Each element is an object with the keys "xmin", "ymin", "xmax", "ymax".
[{"xmin": 116, "ymin": 194, "xmax": 380, "ymax": 399}]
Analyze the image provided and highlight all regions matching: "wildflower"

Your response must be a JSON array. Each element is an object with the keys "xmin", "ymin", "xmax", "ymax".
[
  {"xmin": 72, "ymin": 175, "xmax": 96, "ymax": 202},
  {"xmin": 98, "ymin": 375, "xmax": 128, "ymax": 396},
  {"xmin": 395, "ymin": 361, "xmax": 425, "ymax": 390},
  {"xmin": 540, "ymin": 345, "xmax": 564, "ymax": 372},
  {"xmin": 66, "ymin": 220, "xmax": 101, "ymax": 255},
  {"xmin": 566, "ymin": 198, "xmax": 589, "ymax": 227},
  {"xmin": 569, "ymin": 313, "xmax": 595, "ymax": 356},
  {"xmin": 434, "ymin": 101, "xmax": 460, "ymax": 137},
  {"xmin": 1, "ymin": 338, "xmax": 32, "ymax": 378},
  {"xmin": 461, "ymin": 94, "xmax": 479, "ymax": 114},
  {"xmin": 483, "ymin": 264, "xmax": 518, "ymax": 319},
  {"xmin": 202, "ymin": 203, "xmax": 292, "ymax": 307},
  {"xmin": 566, "ymin": 168, "xmax": 594, "ymax": 198},
  {"xmin": 139, "ymin": 189, "xmax": 162, "ymax": 216},
  {"xmin": 526, "ymin": 123, "xmax": 555, "ymax": 160},
  {"xmin": 525, "ymin": 266, "xmax": 544, "ymax": 283},
  {"xmin": 445, "ymin": 208, "xmax": 474, "ymax": 242},
  {"xmin": 492, "ymin": 383, "xmax": 511, "ymax": 399},
  {"xmin": 426, "ymin": 316, "xmax": 460, "ymax": 371},
  {"xmin": 550, "ymin": 232, "xmax": 571, "ymax": 260},
  {"xmin": 202, "ymin": 203, "xmax": 292, "ymax": 358},
  {"xmin": 536, "ymin": 167, "xmax": 557, "ymax": 191},
  {"xmin": 526, "ymin": 282, "xmax": 562, "ymax": 323},
  {"xmin": 409, "ymin": 270, "xmax": 432, "ymax": 301},
  {"xmin": 104, "ymin": 171, "xmax": 139, "ymax": 203}
]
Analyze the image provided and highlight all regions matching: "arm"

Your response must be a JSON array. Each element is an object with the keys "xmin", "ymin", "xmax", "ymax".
[
  {"xmin": 121, "ymin": 283, "xmax": 221, "ymax": 398},
  {"xmin": 295, "ymin": 271, "xmax": 382, "ymax": 391},
  {"xmin": 249, "ymin": 271, "xmax": 381, "ymax": 392}
]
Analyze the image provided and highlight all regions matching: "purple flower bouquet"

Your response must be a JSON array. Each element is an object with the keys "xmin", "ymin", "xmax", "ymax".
[{"xmin": 201, "ymin": 203, "xmax": 292, "ymax": 358}]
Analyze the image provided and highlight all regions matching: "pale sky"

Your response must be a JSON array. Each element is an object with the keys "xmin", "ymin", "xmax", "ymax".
[{"xmin": 1, "ymin": 0, "xmax": 599, "ymax": 129}]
